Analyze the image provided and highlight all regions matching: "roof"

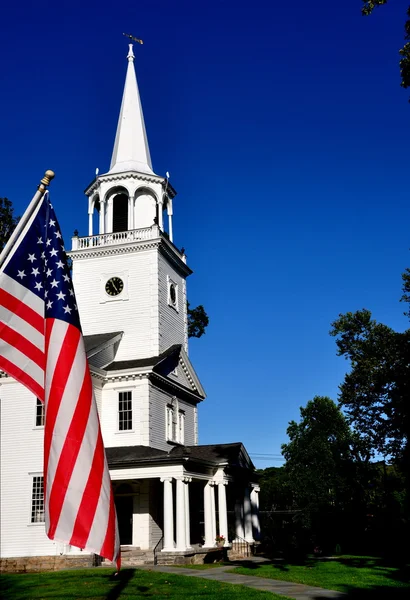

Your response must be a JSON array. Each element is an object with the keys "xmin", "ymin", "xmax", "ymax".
[
  {"xmin": 108, "ymin": 44, "xmax": 153, "ymax": 176},
  {"xmin": 84, "ymin": 332, "xmax": 123, "ymax": 356},
  {"xmin": 105, "ymin": 442, "xmax": 254, "ymax": 471},
  {"xmin": 169, "ymin": 443, "xmax": 254, "ymax": 468},
  {"xmin": 106, "ymin": 446, "xmax": 168, "ymax": 467},
  {"xmin": 105, "ymin": 344, "xmax": 180, "ymax": 372}
]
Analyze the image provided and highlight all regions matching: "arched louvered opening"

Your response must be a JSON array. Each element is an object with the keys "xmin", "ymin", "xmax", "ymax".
[{"xmin": 112, "ymin": 193, "xmax": 128, "ymax": 232}]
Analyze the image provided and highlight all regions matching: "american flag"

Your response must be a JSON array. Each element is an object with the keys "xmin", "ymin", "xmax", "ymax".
[{"xmin": 0, "ymin": 193, "xmax": 120, "ymax": 566}]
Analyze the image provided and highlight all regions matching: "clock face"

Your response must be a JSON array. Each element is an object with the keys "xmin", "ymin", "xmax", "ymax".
[{"xmin": 105, "ymin": 277, "xmax": 124, "ymax": 297}]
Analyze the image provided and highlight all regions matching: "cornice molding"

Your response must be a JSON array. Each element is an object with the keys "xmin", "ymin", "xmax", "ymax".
[
  {"xmin": 85, "ymin": 171, "xmax": 166, "ymax": 196},
  {"xmin": 69, "ymin": 236, "xmax": 192, "ymax": 277},
  {"xmin": 68, "ymin": 239, "xmax": 161, "ymax": 261}
]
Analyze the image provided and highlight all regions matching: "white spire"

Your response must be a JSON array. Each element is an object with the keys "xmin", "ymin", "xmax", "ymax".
[{"xmin": 109, "ymin": 44, "xmax": 153, "ymax": 175}]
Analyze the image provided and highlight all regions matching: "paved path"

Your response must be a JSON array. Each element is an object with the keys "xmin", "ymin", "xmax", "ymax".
[{"xmin": 139, "ymin": 560, "xmax": 346, "ymax": 600}]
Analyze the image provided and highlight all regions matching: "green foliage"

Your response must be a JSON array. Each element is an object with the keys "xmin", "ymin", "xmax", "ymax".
[
  {"xmin": 361, "ymin": 1, "xmax": 410, "ymax": 95},
  {"xmin": 330, "ymin": 310, "xmax": 409, "ymax": 462},
  {"xmin": 0, "ymin": 197, "xmax": 19, "ymax": 253},
  {"xmin": 258, "ymin": 466, "xmax": 293, "ymax": 511},
  {"xmin": 187, "ymin": 302, "xmax": 209, "ymax": 338},
  {"xmin": 281, "ymin": 396, "xmax": 354, "ymax": 511}
]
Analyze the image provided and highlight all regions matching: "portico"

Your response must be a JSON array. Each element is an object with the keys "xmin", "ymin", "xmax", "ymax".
[{"xmin": 107, "ymin": 443, "xmax": 259, "ymax": 556}]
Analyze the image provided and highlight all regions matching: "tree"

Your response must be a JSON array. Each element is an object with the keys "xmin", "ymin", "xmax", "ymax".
[
  {"xmin": 0, "ymin": 198, "xmax": 19, "ymax": 253},
  {"xmin": 330, "ymin": 309, "xmax": 410, "ymax": 464},
  {"xmin": 361, "ymin": 1, "xmax": 410, "ymax": 96},
  {"xmin": 282, "ymin": 396, "xmax": 355, "ymax": 512},
  {"xmin": 187, "ymin": 303, "xmax": 209, "ymax": 338}
]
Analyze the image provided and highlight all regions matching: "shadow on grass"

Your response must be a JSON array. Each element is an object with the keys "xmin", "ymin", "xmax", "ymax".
[
  {"xmin": 312, "ymin": 587, "xmax": 410, "ymax": 599},
  {"xmin": 105, "ymin": 568, "xmax": 147, "ymax": 600}
]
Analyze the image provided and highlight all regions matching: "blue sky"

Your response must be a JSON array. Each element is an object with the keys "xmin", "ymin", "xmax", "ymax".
[{"xmin": 1, "ymin": 0, "xmax": 409, "ymax": 467}]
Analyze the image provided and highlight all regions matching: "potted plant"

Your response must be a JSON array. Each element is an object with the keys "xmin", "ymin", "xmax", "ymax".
[{"xmin": 215, "ymin": 534, "xmax": 225, "ymax": 548}]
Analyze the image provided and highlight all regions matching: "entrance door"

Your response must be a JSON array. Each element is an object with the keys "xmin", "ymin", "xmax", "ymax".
[{"xmin": 115, "ymin": 496, "xmax": 133, "ymax": 545}]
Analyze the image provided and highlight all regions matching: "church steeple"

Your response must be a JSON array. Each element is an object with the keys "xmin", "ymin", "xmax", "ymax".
[{"xmin": 109, "ymin": 44, "xmax": 153, "ymax": 175}]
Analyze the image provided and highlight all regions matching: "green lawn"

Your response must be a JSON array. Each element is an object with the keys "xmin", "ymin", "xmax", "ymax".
[
  {"xmin": 231, "ymin": 555, "xmax": 410, "ymax": 595},
  {"xmin": 0, "ymin": 567, "xmax": 289, "ymax": 600}
]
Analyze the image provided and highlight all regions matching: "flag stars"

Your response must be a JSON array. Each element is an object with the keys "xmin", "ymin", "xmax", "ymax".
[
  {"xmin": 37, "ymin": 237, "xmax": 43, "ymax": 244},
  {"xmin": 56, "ymin": 291, "xmax": 66, "ymax": 301},
  {"xmin": 49, "ymin": 219, "xmax": 56, "ymax": 227},
  {"xmin": 63, "ymin": 274, "xmax": 70, "ymax": 282},
  {"xmin": 46, "ymin": 300, "xmax": 53, "ymax": 309},
  {"xmin": 54, "ymin": 231, "xmax": 62, "ymax": 239},
  {"xmin": 50, "ymin": 279, "xmax": 59, "ymax": 288},
  {"xmin": 34, "ymin": 282, "xmax": 43, "ymax": 291},
  {"xmin": 31, "ymin": 267, "xmax": 40, "ymax": 277},
  {"xmin": 46, "ymin": 239, "xmax": 52, "ymax": 246},
  {"xmin": 63, "ymin": 305, "xmax": 72, "ymax": 314},
  {"xmin": 69, "ymin": 288, "xmax": 75, "ymax": 296},
  {"xmin": 46, "ymin": 268, "xmax": 53, "ymax": 278},
  {"xmin": 49, "ymin": 248, "xmax": 58, "ymax": 257},
  {"xmin": 17, "ymin": 270, "xmax": 26, "ymax": 279},
  {"xmin": 56, "ymin": 260, "xmax": 64, "ymax": 269},
  {"xmin": 27, "ymin": 253, "xmax": 36, "ymax": 263}
]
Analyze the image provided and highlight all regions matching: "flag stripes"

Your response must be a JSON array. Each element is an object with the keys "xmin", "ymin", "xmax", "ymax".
[{"xmin": 0, "ymin": 193, "xmax": 120, "ymax": 567}]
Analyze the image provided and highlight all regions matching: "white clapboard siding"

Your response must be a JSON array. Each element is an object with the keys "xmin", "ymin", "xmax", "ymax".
[
  {"xmin": 72, "ymin": 249, "xmax": 160, "ymax": 361},
  {"xmin": 0, "ymin": 380, "xmax": 84, "ymax": 557},
  {"xmin": 100, "ymin": 379, "xmax": 149, "ymax": 448},
  {"xmin": 148, "ymin": 383, "xmax": 196, "ymax": 450},
  {"xmin": 149, "ymin": 479, "xmax": 162, "ymax": 548},
  {"xmin": 158, "ymin": 254, "xmax": 186, "ymax": 354}
]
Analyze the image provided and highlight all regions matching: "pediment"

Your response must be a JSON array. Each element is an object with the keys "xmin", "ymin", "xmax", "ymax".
[{"xmin": 154, "ymin": 345, "xmax": 206, "ymax": 399}]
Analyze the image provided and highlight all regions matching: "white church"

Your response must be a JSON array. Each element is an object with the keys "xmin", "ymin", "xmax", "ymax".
[{"xmin": 0, "ymin": 45, "xmax": 260, "ymax": 569}]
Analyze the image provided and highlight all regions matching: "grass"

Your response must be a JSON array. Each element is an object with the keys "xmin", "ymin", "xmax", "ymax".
[
  {"xmin": 0, "ymin": 567, "xmax": 290, "ymax": 600},
  {"xmin": 231, "ymin": 555, "xmax": 410, "ymax": 595}
]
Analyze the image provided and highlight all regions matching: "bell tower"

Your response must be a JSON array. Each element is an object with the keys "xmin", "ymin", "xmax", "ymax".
[{"xmin": 69, "ymin": 45, "xmax": 191, "ymax": 362}]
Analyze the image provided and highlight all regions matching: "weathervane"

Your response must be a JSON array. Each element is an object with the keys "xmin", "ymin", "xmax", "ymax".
[{"xmin": 123, "ymin": 33, "xmax": 144, "ymax": 45}]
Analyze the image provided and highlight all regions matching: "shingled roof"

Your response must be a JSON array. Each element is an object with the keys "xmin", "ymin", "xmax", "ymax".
[{"xmin": 105, "ymin": 442, "xmax": 254, "ymax": 470}]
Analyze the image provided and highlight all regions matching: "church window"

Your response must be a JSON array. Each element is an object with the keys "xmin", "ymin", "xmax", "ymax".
[
  {"xmin": 166, "ymin": 405, "xmax": 176, "ymax": 441},
  {"xmin": 31, "ymin": 476, "xmax": 44, "ymax": 523},
  {"xmin": 178, "ymin": 410, "xmax": 185, "ymax": 444},
  {"xmin": 35, "ymin": 398, "xmax": 45, "ymax": 427},
  {"xmin": 112, "ymin": 193, "xmax": 128, "ymax": 233},
  {"xmin": 118, "ymin": 391, "xmax": 132, "ymax": 431}
]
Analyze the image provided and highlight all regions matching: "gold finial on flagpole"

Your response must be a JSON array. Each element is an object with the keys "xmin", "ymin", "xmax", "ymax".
[
  {"xmin": 123, "ymin": 33, "xmax": 144, "ymax": 45},
  {"xmin": 38, "ymin": 170, "xmax": 55, "ymax": 193}
]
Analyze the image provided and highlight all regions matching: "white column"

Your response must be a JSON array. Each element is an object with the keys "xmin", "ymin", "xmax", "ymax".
[
  {"xmin": 210, "ymin": 481, "xmax": 216, "ymax": 544},
  {"xmin": 235, "ymin": 497, "xmax": 244, "ymax": 540},
  {"xmin": 184, "ymin": 477, "xmax": 192, "ymax": 549},
  {"xmin": 161, "ymin": 477, "xmax": 174, "ymax": 551},
  {"xmin": 243, "ymin": 486, "xmax": 254, "ymax": 543},
  {"xmin": 99, "ymin": 199, "xmax": 105, "ymax": 234},
  {"xmin": 176, "ymin": 477, "xmax": 187, "ymax": 550},
  {"xmin": 218, "ymin": 482, "xmax": 229, "ymax": 543},
  {"xmin": 106, "ymin": 198, "xmax": 113, "ymax": 233},
  {"xmin": 88, "ymin": 212, "xmax": 93, "ymax": 236},
  {"xmin": 167, "ymin": 199, "xmax": 173, "ymax": 243},
  {"xmin": 128, "ymin": 196, "xmax": 134, "ymax": 230},
  {"xmin": 251, "ymin": 485, "xmax": 261, "ymax": 541},
  {"xmin": 158, "ymin": 198, "xmax": 164, "ymax": 230},
  {"xmin": 204, "ymin": 481, "xmax": 215, "ymax": 547}
]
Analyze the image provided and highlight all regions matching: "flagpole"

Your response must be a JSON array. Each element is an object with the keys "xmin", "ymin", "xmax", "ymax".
[{"xmin": 0, "ymin": 170, "xmax": 55, "ymax": 269}]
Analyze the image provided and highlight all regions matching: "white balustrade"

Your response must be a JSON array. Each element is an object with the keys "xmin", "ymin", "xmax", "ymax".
[{"xmin": 71, "ymin": 226, "xmax": 158, "ymax": 250}]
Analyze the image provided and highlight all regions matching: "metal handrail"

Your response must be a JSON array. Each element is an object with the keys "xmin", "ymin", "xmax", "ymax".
[{"xmin": 153, "ymin": 535, "xmax": 164, "ymax": 565}]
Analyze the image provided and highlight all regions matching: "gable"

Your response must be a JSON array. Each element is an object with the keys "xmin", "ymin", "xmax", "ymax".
[{"xmin": 154, "ymin": 345, "xmax": 206, "ymax": 399}]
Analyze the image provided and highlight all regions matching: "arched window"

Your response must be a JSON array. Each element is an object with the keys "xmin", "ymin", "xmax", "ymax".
[{"xmin": 112, "ymin": 193, "xmax": 128, "ymax": 232}]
